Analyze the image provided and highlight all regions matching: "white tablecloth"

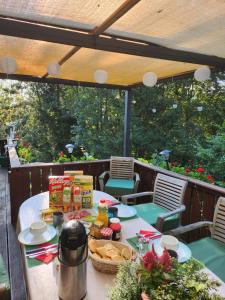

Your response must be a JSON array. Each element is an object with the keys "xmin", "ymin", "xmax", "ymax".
[{"xmin": 18, "ymin": 191, "xmax": 225, "ymax": 299}]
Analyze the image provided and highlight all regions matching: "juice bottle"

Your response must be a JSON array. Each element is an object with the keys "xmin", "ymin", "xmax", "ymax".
[
  {"xmin": 96, "ymin": 199, "xmax": 108, "ymax": 227},
  {"xmin": 73, "ymin": 186, "xmax": 82, "ymax": 211},
  {"xmin": 63, "ymin": 186, "xmax": 71, "ymax": 212}
]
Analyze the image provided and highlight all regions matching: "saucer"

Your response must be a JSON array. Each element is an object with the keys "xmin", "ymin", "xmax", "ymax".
[
  {"xmin": 114, "ymin": 204, "xmax": 137, "ymax": 218},
  {"xmin": 151, "ymin": 238, "xmax": 192, "ymax": 263},
  {"xmin": 18, "ymin": 225, "xmax": 56, "ymax": 245}
]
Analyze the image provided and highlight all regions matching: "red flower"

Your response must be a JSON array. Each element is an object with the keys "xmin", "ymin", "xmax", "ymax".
[
  {"xmin": 185, "ymin": 168, "xmax": 191, "ymax": 173},
  {"xmin": 59, "ymin": 151, "xmax": 65, "ymax": 157},
  {"xmin": 159, "ymin": 249, "xmax": 172, "ymax": 272},
  {"xmin": 141, "ymin": 245, "xmax": 158, "ymax": 271},
  {"xmin": 196, "ymin": 167, "xmax": 205, "ymax": 173},
  {"xmin": 207, "ymin": 175, "xmax": 214, "ymax": 182},
  {"xmin": 22, "ymin": 142, "xmax": 29, "ymax": 148},
  {"xmin": 171, "ymin": 161, "xmax": 178, "ymax": 167},
  {"xmin": 141, "ymin": 246, "xmax": 172, "ymax": 273}
]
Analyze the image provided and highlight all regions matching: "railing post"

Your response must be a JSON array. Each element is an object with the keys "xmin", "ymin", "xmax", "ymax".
[{"xmin": 123, "ymin": 89, "xmax": 132, "ymax": 156}]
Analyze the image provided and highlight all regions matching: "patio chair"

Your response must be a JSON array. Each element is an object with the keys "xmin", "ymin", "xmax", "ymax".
[
  {"xmin": 99, "ymin": 156, "xmax": 140, "ymax": 198},
  {"xmin": 170, "ymin": 196, "xmax": 225, "ymax": 282},
  {"xmin": 121, "ymin": 173, "xmax": 187, "ymax": 232}
]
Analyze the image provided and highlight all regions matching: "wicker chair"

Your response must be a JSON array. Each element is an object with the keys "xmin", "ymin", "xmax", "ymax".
[
  {"xmin": 121, "ymin": 173, "xmax": 187, "ymax": 232},
  {"xmin": 99, "ymin": 156, "xmax": 140, "ymax": 198},
  {"xmin": 170, "ymin": 196, "xmax": 225, "ymax": 282}
]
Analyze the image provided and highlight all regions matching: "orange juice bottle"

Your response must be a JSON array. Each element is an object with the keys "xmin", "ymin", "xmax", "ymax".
[
  {"xmin": 63, "ymin": 186, "xmax": 71, "ymax": 212},
  {"xmin": 73, "ymin": 186, "xmax": 82, "ymax": 211},
  {"xmin": 96, "ymin": 200, "xmax": 108, "ymax": 227}
]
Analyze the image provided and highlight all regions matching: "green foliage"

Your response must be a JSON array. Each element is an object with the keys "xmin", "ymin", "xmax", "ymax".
[
  {"xmin": 109, "ymin": 259, "xmax": 225, "ymax": 300},
  {"xmin": 18, "ymin": 145, "xmax": 36, "ymax": 163},
  {"xmin": 131, "ymin": 72, "xmax": 225, "ymax": 166},
  {"xmin": 0, "ymin": 71, "xmax": 225, "ymax": 181},
  {"xmin": 21, "ymin": 83, "xmax": 77, "ymax": 161},
  {"xmin": 0, "ymin": 80, "xmax": 30, "ymax": 139},
  {"xmin": 195, "ymin": 128, "xmax": 225, "ymax": 181},
  {"xmin": 70, "ymin": 87, "xmax": 124, "ymax": 158}
]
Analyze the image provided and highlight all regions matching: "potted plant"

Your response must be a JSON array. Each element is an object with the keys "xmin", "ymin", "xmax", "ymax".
[{"xmin": 109, "ymin": 246, "xmax": 225, "ymax": 300}]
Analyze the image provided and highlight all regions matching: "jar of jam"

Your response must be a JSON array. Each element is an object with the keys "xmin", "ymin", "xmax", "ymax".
[
  {"xmin": 100, "ymin": 227, "xmax": 113, "ymax": 240},
  {"xmin": 109, "ymin": 217, "xmax": 120, "ymax": 225},
  {"xmin": 90, "ymin": 220, "xmax": 104, "ymax": 239},
  {"xmin": 110, "ymin": 223, "xmax": 121, "ymax": 241}
]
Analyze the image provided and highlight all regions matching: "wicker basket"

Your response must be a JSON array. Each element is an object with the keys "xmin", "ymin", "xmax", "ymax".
[{"xmin": 89, "ymin": 239, "xmax": 136, "ymax": 274}]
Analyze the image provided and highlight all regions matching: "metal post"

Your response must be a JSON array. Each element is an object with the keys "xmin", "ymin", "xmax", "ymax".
[{"xmin": 123, "ymin": 89, "xmax": 132, "ymax": 156}]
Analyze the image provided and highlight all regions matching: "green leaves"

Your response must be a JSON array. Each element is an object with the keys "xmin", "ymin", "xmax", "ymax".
[{"xmin": 110, "ymin": 259, "xmax": 224, "ymax": 300}]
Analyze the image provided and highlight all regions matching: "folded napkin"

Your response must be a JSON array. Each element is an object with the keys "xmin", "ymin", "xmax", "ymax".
[
  {"xmin": 127, "ymin": 232, "xmax": 162, "ymax": 252},
  {"xmin": 104, "ymin": 200, "xmax": 119, "ymax": 207},
  {"xmin": 33, "ymin": 251, "xmax": 58, "ymax": 264},
  {"xmin": 25, "ymin": 236, "xmax": 58, "ymax": 268},
  {"xmin": 139, "ymin": 230, "xmax": 161, "ymax": 240}
]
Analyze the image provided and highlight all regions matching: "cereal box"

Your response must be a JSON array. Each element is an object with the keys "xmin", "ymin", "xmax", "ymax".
[
  {"xmin": 64, "ymin": 170, "xmax": 84, "ymax": 176},
  {"xmin": 49, "ymin": 176, "xmax": 71, "ymax": 209},
  {"xmin": 63, "ymin": 170, "xmax": 84, "ymax": 204},
  {"xmin": 73, "ymin": 175, "xmax": 93, "ymax": 208}
]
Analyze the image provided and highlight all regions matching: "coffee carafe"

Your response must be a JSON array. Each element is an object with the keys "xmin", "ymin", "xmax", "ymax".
[{"xmin": 58, "ymin": 220, "xmax": 88, "ymax": 300}]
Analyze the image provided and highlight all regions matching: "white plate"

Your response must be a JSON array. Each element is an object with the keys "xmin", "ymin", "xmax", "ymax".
[
  {"xmin": 18, "ymin": 225, "xmax": 56, "ymax": 246},
  {"xmin": 114, "ymin": 204, "xmax": 137, "ymax": 218},
  {"xmin": 151, "ymin": 238, "xmax": 192, "ymax": 263}
]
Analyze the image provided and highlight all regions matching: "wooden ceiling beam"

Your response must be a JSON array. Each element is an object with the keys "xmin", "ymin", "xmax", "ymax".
[
  {"xmin": 0, "ymin": 73, "xmax": 127, "ymax": 90},
  {"xmin": 1, "ymin": 17, "xmax": 225, "ymax": 68}
]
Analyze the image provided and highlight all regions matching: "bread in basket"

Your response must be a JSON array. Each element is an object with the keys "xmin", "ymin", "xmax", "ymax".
[{"xmin": 88, "ymin": 239, "xmax": 136, "ymax": 274}]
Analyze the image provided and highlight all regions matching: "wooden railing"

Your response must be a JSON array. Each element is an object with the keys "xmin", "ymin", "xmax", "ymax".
[
  {"xmin": 8, "ymin": 145, "xmax": 225, "ymax": 242},
  {"xmin": 9, "ymin": 159, "xmax": 110, "ymax": 225}
]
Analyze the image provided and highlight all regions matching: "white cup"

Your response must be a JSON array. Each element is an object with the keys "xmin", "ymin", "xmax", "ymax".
[
  {"xmin": 30, "ymin": 221, "xmax": 47, "ymax": 237},
  {"xmin": 160, "ymin": 235, "xmax": 179, "ymax": 251}
]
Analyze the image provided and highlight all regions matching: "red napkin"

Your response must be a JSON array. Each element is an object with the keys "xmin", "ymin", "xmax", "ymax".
[
  {"xmin": 31, "ymin": 241, "xmax": 58, "ymax": 264},
  {"xmin": 34, "ymin": 252, "xmax": 58, "ymax": 264},
  {"xmin": 104, "ymin": 200, "xmax": 119, "ymax": 207},
  {"xmin": 139, "ymin": 230, "xmax": 161, "ymax": 241}
]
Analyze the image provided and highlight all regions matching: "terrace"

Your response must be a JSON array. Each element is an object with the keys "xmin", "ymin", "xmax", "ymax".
[{"xmin": 0, "ymin": 1, "xmax": 225, "ymax": 299}]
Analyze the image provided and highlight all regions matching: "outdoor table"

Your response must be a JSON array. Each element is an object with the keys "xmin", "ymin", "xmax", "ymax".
[{"xmin": 18, "ymin": 191, "xmax": 225, "ymax": 300}]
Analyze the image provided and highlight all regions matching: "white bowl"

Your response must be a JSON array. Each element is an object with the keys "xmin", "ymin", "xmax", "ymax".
[
  {"xmin": 30, "ymin": 221, "xmax": 47, "ymax": 237},
  {"xmin": 160, "ymin": 235, "xmax": 179, "ymax": 251}
]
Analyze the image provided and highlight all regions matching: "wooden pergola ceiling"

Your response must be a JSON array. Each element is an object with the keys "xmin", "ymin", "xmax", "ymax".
[{"xmin": 0, "ymin": 0, "xmax": 224, "ymax": 89}]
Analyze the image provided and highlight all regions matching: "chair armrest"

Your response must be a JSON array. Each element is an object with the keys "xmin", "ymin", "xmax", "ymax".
[
  {"xmin": 99, "ymin": 171, "xmax": 109, "ymax": 191},
  {"xmin": 121, "ymin": 191, "xmax": 154, "ymax": 204},
  {"xmin": 169, "ymin": 221, "xmax": 213, "ymax": 236},
  {"xmin": 155, "ymin": 205, "xmax": 186, "ymax": 232}
]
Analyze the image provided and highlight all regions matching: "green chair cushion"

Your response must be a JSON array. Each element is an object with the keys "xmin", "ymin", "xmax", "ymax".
[
  {"xmin": 0, "ymin": 255, "xmax": 10, "ymax": 300},
  {"xmin": 104, "ymin": 178, "xmax": 135, "ymax": 196},
  {"xmin": 189, "ymin": 237, "xmax": 225, "ymax": 282},
  {"xmin": 134, "ymin": 202, "xmax": 179, "ymax": 231}
]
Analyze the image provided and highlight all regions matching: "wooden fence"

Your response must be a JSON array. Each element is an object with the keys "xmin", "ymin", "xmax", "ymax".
[
  {"xmin": 8, "ymin": 146, "xmax": 225, "ymax": 242},
  {"xmin": 9, "ymin": 159, "xmax": 110, "ymax": 225}
]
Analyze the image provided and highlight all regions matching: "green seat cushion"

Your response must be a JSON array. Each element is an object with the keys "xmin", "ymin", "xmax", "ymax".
[
  {"xmin": 104, "ymin": 178, "xmax": 135, "ymax": 196},
  {"xmin": 189, "ymin": 237, "xmax": 225, "ymax": 282},
  {"xmin": 0, "ymin": 255, "xmax": 10, "ymax": 300},
  {"xmin": 134, "ymin": 202, "xmax": 179, "ymax": 231}
]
